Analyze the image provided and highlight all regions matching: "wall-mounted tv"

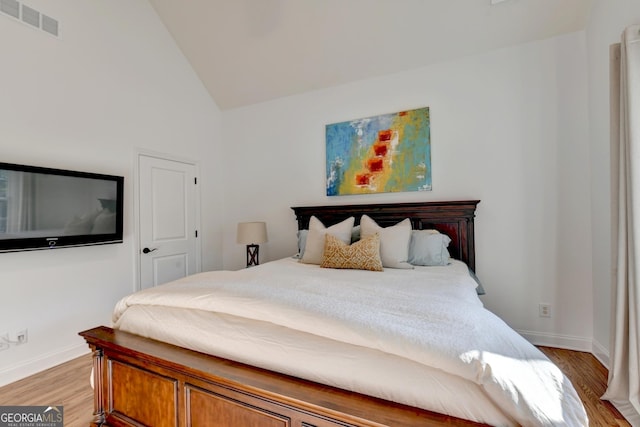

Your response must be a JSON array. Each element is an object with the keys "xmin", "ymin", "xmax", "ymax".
[{"xmin": 0, "ymin": 162, "xmax": 124, "ymax": 252}]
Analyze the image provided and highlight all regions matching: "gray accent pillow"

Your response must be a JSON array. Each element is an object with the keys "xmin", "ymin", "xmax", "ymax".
[
  {"xmin": 469, "ymin": 268, "xmax": 486, "ymax": 295},
  {"xmin": 408, "ymin": 230, "xmax": 451, "ymax": 266},
  {"xmin": 350, "ymin": 225, "xmax": 361, "ymax": 243},
  {"xmin": 295, "ymin": 229, "xmax": 308, "ymax": 258}
]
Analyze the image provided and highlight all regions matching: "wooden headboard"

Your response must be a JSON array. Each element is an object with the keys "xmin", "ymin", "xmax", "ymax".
[{"xmin": 291, "ymin": 200, "xmax": 480, "ymax": 271}]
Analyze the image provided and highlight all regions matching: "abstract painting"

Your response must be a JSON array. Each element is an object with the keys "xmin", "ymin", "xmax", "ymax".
[{"xmin": 325, "ymin": 107, "xmax": 431, "ymax": 196}]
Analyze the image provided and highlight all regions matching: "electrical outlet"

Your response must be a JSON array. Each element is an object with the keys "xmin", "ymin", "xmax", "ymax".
[
  {"xmin": 16, "ymin": 329, "xmax": 28, "ymax": 345},
  {"xmin": 539, "ymin": 303, "xmax": 551, "ymax": 318}
]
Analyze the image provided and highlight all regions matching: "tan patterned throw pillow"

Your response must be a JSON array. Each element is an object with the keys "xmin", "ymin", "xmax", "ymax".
[{"xmin": 321, "ymin": 233, "xmax": 383, "ymax": 272}]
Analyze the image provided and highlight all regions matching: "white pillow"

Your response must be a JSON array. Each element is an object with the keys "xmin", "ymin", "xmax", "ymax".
[
  {"xmin": 359, "ymin": 215, "xmax": 412, "ymax": 269},
  {"xmin": 300, "ymin": 216, "xmax": 355, "ymax": 265}
]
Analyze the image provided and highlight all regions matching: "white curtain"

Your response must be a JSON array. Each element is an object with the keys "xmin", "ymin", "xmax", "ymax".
[{"xmin": 605, "ymin": 24, "xmax": 640, "ymax": 426}]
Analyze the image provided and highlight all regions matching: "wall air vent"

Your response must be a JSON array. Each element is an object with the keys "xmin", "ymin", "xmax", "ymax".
[
  {"xmin": 21, "ymin": 4, "xmax": 38, "ymax": 27},
  {"xmin": 41, "ymin": 14, "xmax": 58, "ymax": 36},
  {"xmin": 0, "ymin": 0, "xmax": 59, "ymax": 38},
  {"xmin": 0, "ymin": 0, "xmax": 19, "ymax": 19}
]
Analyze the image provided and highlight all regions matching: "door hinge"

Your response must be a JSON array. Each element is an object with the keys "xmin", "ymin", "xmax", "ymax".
[
  {"xmin": 194, "ymin": 177, "xmax": 198, "ymax": 184},
  {"xmin": 195, "ymin": 230, "xmax": 198, "ymax": 238}
]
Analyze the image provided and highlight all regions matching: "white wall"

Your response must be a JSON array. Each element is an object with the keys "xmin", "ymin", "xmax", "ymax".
[
  {"xmin": 222, "ymin": 32, "xmax": 593, "ymax": 349},
  {"xmin": 586, "ymin": 0, "xmax": 640, "ymax": 365},
  {"xmin": 0, "ymin": 0, "xmax": 223, "ymax": 386},
  {"xmin": 0, "ymin": 0, "xmax": 614, "ymax": 388}
]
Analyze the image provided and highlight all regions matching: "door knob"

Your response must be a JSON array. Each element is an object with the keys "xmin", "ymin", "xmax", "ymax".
[{"xmin": 142, "ymin": 247, "xmax": 158, "ymax": 254}]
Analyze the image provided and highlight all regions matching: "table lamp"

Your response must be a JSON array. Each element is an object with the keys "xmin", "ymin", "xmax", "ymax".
[{"xmin": 236, "ymin": 221, "xmax": 268, "ymax": 267}]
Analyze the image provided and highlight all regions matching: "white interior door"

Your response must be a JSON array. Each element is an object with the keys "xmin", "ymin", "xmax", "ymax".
[{"xmin": 138, "ymin": 154, "xmax": 200, "ymax": 289}]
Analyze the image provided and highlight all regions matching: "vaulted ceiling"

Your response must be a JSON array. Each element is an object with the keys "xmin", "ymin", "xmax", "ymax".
[{"xmin": 147, "ymin": 0, "xmax": 592, "ymax": 110}]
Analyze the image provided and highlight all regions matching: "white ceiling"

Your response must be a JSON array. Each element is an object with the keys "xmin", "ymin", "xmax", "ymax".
[{"xmin": 147, "ymin": 0, "xmax": 592, "ymax": 110}]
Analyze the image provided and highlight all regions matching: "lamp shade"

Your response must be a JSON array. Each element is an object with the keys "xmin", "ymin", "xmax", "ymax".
[{"xmin": 236, "ymin": 222, "xmax": 268, "ymax": 245}]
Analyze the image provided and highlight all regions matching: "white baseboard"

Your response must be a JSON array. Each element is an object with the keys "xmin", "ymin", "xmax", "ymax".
[
  {"xmin": 591, "ymin": 338, "xmax": 610, "ymax": 369},
  {"xmin": 0, "ymin": 343, "xmax": 90, "ymax": 388},
  {"xmin": 517, "ymin": 329, "xmax": 593, "ymax": 352},
  {"xmin": 519, "ymin": 330, "xmax": 612, "ymax": 369}
]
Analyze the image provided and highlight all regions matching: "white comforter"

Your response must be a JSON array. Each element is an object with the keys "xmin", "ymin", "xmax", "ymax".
[{"xmin": 113, "ymin": 258, "xmax": 588, "ymax": 426}]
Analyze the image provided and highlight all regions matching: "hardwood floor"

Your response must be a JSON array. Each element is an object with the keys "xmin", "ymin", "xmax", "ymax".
[
  {"xmin": 0, "ymin": 348, "xmax": 630, "ymax": 426},
  {"xmin": 0, "ymin": 354, "xmax": 93, "ymax": 426},
  {"xmin": 539, "ymin": 347, "xmax": 630, "ymax": 426}
]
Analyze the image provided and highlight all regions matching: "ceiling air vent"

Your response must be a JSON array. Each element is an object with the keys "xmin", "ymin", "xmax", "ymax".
[{"xmin": 0, "ymin": 0, "xmax": 59, "ymax": 37}]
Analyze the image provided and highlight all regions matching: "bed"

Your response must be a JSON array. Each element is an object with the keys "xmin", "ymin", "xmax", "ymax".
[{"xmin": 79, "ymin": 200, "xmax": 588, "ymax": 427}]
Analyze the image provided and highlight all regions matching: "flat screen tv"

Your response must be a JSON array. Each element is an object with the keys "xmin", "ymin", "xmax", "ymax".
[{"xmin": 0, "ymin": 162, "xmax": 124, "ymax": 252}]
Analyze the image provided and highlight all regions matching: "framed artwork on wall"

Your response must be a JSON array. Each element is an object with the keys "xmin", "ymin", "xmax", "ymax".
[{"xmin": 325, "ymin": 106, "xmax": 431, "ymax": 196}]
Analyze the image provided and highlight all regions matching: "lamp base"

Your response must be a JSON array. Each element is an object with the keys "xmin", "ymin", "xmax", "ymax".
[{"xmin": 246, "ymin": 244, "xmax": 260, "ymax": 267}]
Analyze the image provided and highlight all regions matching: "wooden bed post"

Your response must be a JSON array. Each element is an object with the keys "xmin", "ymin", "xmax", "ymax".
[{"xmin": 91, "ymin": 347, "xmax": 106, "ymax": 426}]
